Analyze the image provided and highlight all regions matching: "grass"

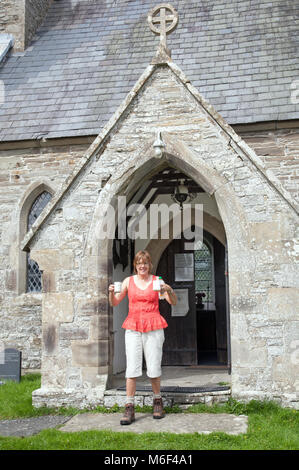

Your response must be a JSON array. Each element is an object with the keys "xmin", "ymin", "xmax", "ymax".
[{"xmin": 0, "ymin": 374, "xmax": 298, "ymax": 450}]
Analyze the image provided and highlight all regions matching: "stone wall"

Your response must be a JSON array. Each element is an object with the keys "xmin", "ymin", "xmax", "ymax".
[
  {"xmin": 0, "ymin": 141, "xmax": 90, "ymax": 369},
  {"xmin": 0, "ymin": 0, "xmax": 52, "ymax": 51},
  {"xmin": 0, "ymin": 0, "xmax": 24, "ymax": 51},
  {"xmin": 240, "ymin": 128, "xmax": 299, "ymax": 202},
  {"xmin": 24, "ymin": 0, "xmax": 52, "ymax": 49}
]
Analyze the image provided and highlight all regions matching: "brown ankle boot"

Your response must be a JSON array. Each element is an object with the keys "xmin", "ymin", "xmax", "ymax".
[
  {"xmin": 120, "ymin": 403, "xmax": 135, "ymax": 425},
  {"xmin": 153, "ymin": 397, "xmax": 165, "ymax": 419}
]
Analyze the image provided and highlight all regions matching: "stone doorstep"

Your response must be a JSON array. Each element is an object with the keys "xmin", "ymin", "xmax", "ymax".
[
  {"xmin": 59, "ymin": 412, "xmax": 248, "ymax": 435},
  {"xmin": 104, "ymin": 389, "xmax": 231, "ymax": 408},
  {"xmin": 31, "ymin": 387, "xmax": 231, "ymax": 409}
]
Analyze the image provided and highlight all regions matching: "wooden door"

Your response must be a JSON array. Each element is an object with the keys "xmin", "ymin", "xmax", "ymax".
[{"xmin": 157, "ymin": 238, "xmax": 197, "ymax": 365}]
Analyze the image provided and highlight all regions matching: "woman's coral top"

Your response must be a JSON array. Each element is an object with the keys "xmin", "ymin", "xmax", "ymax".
[{"xmin": 122, "ymin": 275, "xmax": 168, "ymax": 333}]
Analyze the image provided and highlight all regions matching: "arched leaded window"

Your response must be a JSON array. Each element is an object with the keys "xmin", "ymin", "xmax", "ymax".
[
  {"xmin": 194, "ymin": 240, "xmax": 215, "ymax": 309},
  {"xmin": 26, "ymin": 191, "xmax": 52, "ymax": 292}
]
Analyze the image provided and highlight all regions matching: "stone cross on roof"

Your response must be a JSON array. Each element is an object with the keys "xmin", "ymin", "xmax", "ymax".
[{"xmin": 148, "ymin": 3, "xmax": 178, "ymax": 59}]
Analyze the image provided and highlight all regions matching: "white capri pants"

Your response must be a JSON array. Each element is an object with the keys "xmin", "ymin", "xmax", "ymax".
[{"xmin": 125, "ymin": 328, "xmax": 165, "ymax": 378}]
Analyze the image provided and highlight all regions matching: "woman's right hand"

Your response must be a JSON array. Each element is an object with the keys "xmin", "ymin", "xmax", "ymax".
[{"xmin": 108, "ymin": 277, "xmax": 129, "ymax": 306}]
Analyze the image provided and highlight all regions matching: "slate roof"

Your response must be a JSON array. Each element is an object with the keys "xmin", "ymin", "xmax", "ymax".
[{"xmin": 0, "ymin": 0, "xmax": 298, "ymax": 142}]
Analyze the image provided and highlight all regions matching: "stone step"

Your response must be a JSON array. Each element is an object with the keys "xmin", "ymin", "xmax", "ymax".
[{"xmin": 104, "ymin": 387, "xmax": 231, "ymax": 408}]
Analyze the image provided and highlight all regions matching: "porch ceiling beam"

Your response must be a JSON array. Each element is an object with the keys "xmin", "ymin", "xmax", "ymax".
[
  {"xmin": 150, "ymin": 171, "xmax": 188, "ymax": 181},
  {"xmin": 149, "ymin": 182, "xmax": 204, "ymax": 191}
]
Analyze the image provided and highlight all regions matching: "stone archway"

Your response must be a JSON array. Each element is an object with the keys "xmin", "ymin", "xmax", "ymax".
[{"xmin": 88, "ymin": 142, "xmax": 252, "ymax": 391}]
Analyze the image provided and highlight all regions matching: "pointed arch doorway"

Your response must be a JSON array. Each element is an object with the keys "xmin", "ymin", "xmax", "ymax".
[{"xmin": 111, "ymin": 165, "xmax": 231, "ymax": 376}]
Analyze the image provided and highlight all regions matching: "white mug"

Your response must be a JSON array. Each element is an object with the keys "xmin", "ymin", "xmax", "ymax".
[
  {"xmin": 114, "ymin": 282, "xmax": 122, "ymax": 293},
  {"xmin": 153, "ymin": 279, "xmax": 161, "ymax": 291}
]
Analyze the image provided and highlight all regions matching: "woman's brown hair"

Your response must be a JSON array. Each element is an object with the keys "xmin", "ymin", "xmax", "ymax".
[{"xmin": 133, "ymin": 250, "xmax": 153, "ymax": 274}]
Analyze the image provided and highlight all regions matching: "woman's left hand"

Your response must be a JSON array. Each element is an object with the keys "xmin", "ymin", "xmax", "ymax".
[
  {"xmin": 161, "ymin": 283, "xmax": 177, "ymax": 305},
  {"xmin": 161, "ymin": 283, "xmax": 173, "ymax": 294}
]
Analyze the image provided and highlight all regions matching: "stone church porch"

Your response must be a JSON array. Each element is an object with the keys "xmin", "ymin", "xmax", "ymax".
[
  {"xmin": 104, "ymin": 366, "xmax": 231, "ymax": 408},
  {"xmin": 15, "ymin": 2, "xmax": 298, "ymax": 412}
]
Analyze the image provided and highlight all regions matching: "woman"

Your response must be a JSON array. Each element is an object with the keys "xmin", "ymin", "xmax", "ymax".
[{"xmin": 109, "ymin": 250, "xmax": 177, "ymax": 425}]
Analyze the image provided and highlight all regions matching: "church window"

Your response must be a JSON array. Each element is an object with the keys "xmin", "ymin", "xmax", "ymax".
[
  {"xmin": 26, "ymin": 191, "xmax": 52, "ymax": 292},
  {"xmin": 194, "ymin": 240, "xmax": 215, "ymax": 309}
]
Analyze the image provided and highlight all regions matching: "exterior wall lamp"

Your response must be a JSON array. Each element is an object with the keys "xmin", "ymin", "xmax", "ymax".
[{"xmin": 153, "ymin": 130, "xmax": 165, "ymax": 157}]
